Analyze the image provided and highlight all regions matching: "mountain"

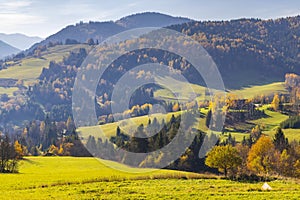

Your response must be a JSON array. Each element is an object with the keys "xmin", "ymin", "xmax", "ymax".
[
  {"xmin": 0, "ymin": 33, "xmax": 42, "ymax": 50},
  {"xmin": 28, "ymin": 12, "xmax": 192, "ymax": 52},
  {"xmin": 1, "ymin": 14, "xmax": 300, "ymax": 126},
  {"xmin": 169, "ymin": 16, "xmax": 300, "ymax": 88},
  {"xmin": 30, "ymin": 22, "xmax": 126, "ymax": 49},
  {"xmin": 115, "ymin": 12, "xmax": 192, "ymax": 28},
  {"xmin": 0, "ymin": 40, "xmax": 20, "ymax": 59}
]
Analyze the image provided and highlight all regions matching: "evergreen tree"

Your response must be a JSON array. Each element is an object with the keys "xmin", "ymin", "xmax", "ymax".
[
  {"xmin": 205, "ymin": 109, "xmax": 212, "ymax": 128},
  {"xmin": 273, "ymin": 127, "xmax": 289, "ymax": 152}
]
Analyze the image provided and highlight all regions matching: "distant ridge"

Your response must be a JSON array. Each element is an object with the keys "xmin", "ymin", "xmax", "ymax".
[
  {"xmin": 0, "ymin": 33, "xmax": 42, "ymax": 50},
  {"xmin": 0, "ymin": 40, "xmax": 20, "ymax": 59}
]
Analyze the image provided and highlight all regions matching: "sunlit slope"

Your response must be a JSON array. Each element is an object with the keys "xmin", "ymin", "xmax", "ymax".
[{"xmin": 0, "ymin": 44, "xmax": 91, "ymax": 86}]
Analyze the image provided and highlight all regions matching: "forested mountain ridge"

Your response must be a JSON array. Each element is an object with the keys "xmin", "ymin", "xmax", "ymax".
[
  {"xmin": 0, "ymin": 13, "xmax": 300, "ymax": 129},
  {"xmin": 169, "ymin": 16, "xmax": 300, "ymax": 87},
  {"xmin": 115, "ymin": 12, "xmax": 192, "ymax": 28},
  {"xmin": 28, "ymin": 12, "xmax": 192, "ymax": 53},
  {"xmin": 25, "ymin": 14, "xmax": 300, "ymax": 88}
]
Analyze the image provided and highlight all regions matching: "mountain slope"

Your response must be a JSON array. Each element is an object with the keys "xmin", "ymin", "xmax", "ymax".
[
  {"xmin": 0, "ymin": 33, "xmax": 42, "ymax": 50},
  {"xmin": 169, "ymin": 16, "xmax": 300, "ymax": 88},
  {"xmin": 0, "ymin": 40, "xmax": 20, "ymax": 59},
  {"xmin": 28, "ymin": 12, "xmax": 192, "ymax": 53},
  {"xmin": 1, "ymin": 14, "xmax": 300, "ymax": 126}
]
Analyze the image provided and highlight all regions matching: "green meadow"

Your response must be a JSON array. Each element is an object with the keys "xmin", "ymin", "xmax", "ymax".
[
  {"xmin": 0, "ymin": 44, "xmax": 90, "ymax": 86},
  {"xmin": 0, "ymin": 156, "xmax": 299, "ymax": 199}
]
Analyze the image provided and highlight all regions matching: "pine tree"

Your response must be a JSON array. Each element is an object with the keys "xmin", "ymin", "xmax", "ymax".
[
  {"xmin": 273, "ymin": 127, "xmax": 289, "ymax": 152},
  {"xmin": 205, "ymin": 109, "xmax": 212, "ymax": 128}
]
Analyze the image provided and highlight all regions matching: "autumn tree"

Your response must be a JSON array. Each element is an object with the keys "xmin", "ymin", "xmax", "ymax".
[
  {"xmin": 235, "ymin": 144, "xmax": 250, "ymax": 174},
  {"xmin": 247, "ymin": 136, "xmax": 277, "ymax": 175},
  {"xmin": 66, "ymin": 116, "xmax": 75, "ymax": 132},
  {"xmin": 271, "ymin": 94, "xmax": 280, "ymax": 111},
  {"xmin": 14, "ymin": 141, "xmax": 25, "ymax": 159},
  {"xmin": 250, "ymin": 125, "xmax": 262, "ymax": 142},
  {"xmin": 205, "ymin": 145, "xmax": 242, "ymax": 177},
  {"xmin": 277, "ymin": 149, "xmax": 293, "ymax": 176}
]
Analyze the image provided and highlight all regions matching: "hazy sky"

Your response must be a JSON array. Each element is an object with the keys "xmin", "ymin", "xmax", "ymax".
[{"xmin": 0, "ymin": 0, "xmax": 299, "ymax": 38}]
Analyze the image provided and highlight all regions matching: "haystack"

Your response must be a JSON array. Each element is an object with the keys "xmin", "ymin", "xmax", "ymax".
[{"xmin": 261, "ymin": 182, "xmax": 272, "ymax": 190}]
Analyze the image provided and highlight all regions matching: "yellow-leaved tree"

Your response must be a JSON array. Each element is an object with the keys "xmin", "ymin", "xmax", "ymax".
[
  {"xmin": 271, "ymin": 94, "xmax": 280, "ymax": 111},
  {"xmin": 205, "ymin": 145, "xmax": 242, "ymax": 177},
  {"xmin": 247, "ymin": 136, "xmax": 277, "ymax": 175}
]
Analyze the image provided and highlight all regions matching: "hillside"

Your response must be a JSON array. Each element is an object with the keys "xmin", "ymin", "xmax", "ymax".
[
  {"xmin": 31, "ymin": 15, "xmax": 300, "ymax": 88},
  {"xmin": 170, "ymin": 16, "xmax": 300, "ymax": 87},
  {"xmin": 28, "ymin": 12, "xmax": 191, "ymax": 53},
  {"xmin": 0, "ymin": 14, "xmax": 299, "ymax": 127},
  {"xmin": 0, "ymin": 40, "xmax": 20, "ymax": 59}
]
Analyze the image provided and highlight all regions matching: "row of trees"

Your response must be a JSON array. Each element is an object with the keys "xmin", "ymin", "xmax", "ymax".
[
  {"xmin": 206, "ymin": 127, "xmax": 300, "ymax": 178},
  {"xmin": 13, "ymin": 116, "xmax": 90, "ymax": 157},
  {"xmin": 0, "ymin": 134, "xmax": 20, "ymax": 173}
]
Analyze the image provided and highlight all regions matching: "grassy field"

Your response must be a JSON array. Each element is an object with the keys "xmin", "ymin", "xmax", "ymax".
[
  {"xmin": 230, "ymin": 82, "xmax": 287, "ymax": 99},
  {"xmin": 79, "ymin": 104, "xmax": 299, "ymax": 144},
  {"xmin": 154, "ymin": 80, "xmax": 287, "ymax": 102},
  {"xmin": 0, "ymin": 157, "xmax": 299, "ymax": 199},
  {"xmin": 78, "ymin": 109, "xmax": 210, "ymax": 143},
  {"xmin": 78, "ymin": 111, "xmax": 183, "ymax": 142},
  {"xmin": 0, "ymin": 86, "xmax": 19, "ymax": 96},
  {"xmin": 0, "ymin": 44, "xmax": 90, "ymax": 86}
]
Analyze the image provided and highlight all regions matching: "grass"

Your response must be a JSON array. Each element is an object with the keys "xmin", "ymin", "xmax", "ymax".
[
  {"xmin": 78, "ymin": 110, "xmax": 210, "ymax": 143},
  {"xmin": 0, "ymin": 157, "xmax": 299, "ymax": 199},
  {"xmin": 250, "ymin": 107, "xmax": 289, "ymax": 131},
  {"xmin": 78, "ymin": 111, "xmax": 182, "ymax": 142},
  {"xmin": 221, "ymin": 105, "xmax": 291, "ymax": 142},
  {"xmin": 79, "ymin": 104, "xmax": 296, "ymax": 144},
  {"xmin": 154, "ymin": 79, "xmax": 287, "ymax": 103},
  {"xmin": 230, "ymin": 82, "xmax": 287, "ymax": 99},
  {"xmin": 0, "ymin": 44, "xmax": 90, "ymax": 86},
  {"xmin": 0, "ymin": 87, "xmax": 19, "ymax": 96},
  {"xmin": 265, "ymin": 128, "xmax": 300, "ymax": 143}
]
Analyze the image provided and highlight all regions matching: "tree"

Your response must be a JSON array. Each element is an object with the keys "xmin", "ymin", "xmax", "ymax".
[
  {"xmin": 87, "ymin": 38, "xmax": 95, "ymax": 45},
  {"xmin": 47, "ymin": 144, "xmax": 58, "ymax": 155},
  {"xmin": 14, "ymin": 141, "xmax": 24, "ymax": 159},
  {"xmin": 205, "ymin": 109, "xmax": 212, "ymax": 128},
  {"xmin": 66, "ymin": 116, "xmax": 75, "ymax": 132},
  {"xmin": 235, "ymin": 144, "xmax": 250, "ymax": 174},
  {"xmin": 278, "ymin": 149, "xmax": 293, "ymax": 176},
  {"xmin": 247, "ymin": 136, "xmax": 277, "ymax": 175},
  {"xmin": 205, "ymin": 145, "xmax": 242, "ymax": 177},
  {"xmin": 172, "ymin": 103, "xmax": 180, "ymax": 112},
  {"xmin": 250, "ymin": 125, "xmax": 262, "ymax": 142},
  {"xmin": 271, "ymin": 94, "xmax": 280, "ymax": 111},
  {"xmin": 0, "ymin": 134, "xmax": 18, "ymax": 173},
  {"xmin": 273, "ymin": 127, "xmax": 288, "ymax": 152}
]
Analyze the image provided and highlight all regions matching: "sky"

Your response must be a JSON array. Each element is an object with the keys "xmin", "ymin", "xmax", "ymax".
[{"xmin": 0, "ymin": 0, "xmax": 299, "ymax": 38}]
